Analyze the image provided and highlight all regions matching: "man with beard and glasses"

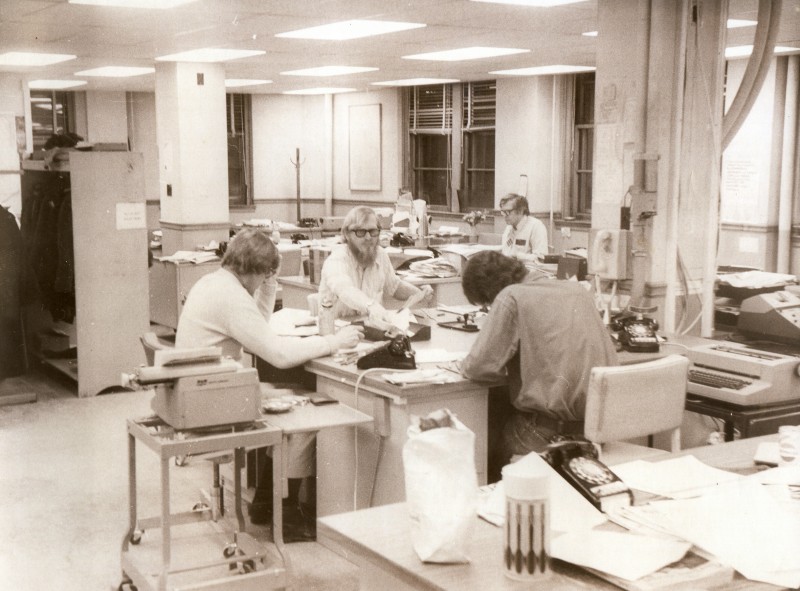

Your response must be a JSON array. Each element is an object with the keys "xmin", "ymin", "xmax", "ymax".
[{"xmin": 318, "ymin": 206, "xmax": 432, "ymax": 325}]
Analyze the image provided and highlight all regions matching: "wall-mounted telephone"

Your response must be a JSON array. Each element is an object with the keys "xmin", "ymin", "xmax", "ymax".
[
  {"xmin": 540, "ymin": 440, "xmax": 632, "ymax": 513},
  {"xmin": 357, "ymin": 335, "xmax": 416, "ymax": 370},
  {"xmin": 611, "ymin": 312, "xmax": 660, "ymax": 353},
  {"xmin": 588, "ymin": 229, "xmax": 630, "ymax": 280}
]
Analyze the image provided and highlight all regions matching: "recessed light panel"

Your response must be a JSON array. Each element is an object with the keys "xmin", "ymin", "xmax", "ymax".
[
  {"xmin": 0, "ymin": 52, "xmax": 76, "ymax": 67},
  {"xmin": 75, "ymin": 66, "xmax": 155, "ymax": 77},
  {"xmin": 225, "ymin": 79, "xmax": 272, "ymax": 88},
  {"xmin": 283, "ymin": 87, "xmax": 356, "ymax": 95},
  {"xmin": 281, "ymin": 66, "xmax": 378, "ymax": 77},
  {"xmin": 492, "ymin": 65, "xmax": 595, "ymax": 76},
  {"xmin": 28, "ymin": 79, "xmax": 87, "ymax": 89},
  {"xmin": 470, "ymin": 0, "xmax": 589, "ymax": 6},
  {"xmin": 277, "ymin": 20, "xmax": 425, "ymax": 41},
  {"xmin": 403, "ymin": 47, "xmax": 529, "ymax": 61},
  {"xmin": 372, "ymin": 78, "xmax": 461, "ymax": 87},
  {"xmin": 156, "ymin": 48, "xmax": 265, "ymax": 63},
  {"xmin": 582, "ymin": 31, "xmax": 598, "ymax": 37},
  {"xmin": 69, "ymin": 0, "xmax": 198, "ymax": 8}
]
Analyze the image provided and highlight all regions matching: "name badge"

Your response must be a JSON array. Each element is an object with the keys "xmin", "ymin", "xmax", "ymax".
[{"xmin": 515, "ymin": 238, "xmax": 526, "ymax": 246}]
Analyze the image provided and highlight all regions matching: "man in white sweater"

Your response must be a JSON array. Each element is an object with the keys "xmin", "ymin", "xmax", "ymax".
[{"xmin": 177, "ymin": 228, "xmax": 362, "ymax": 540}]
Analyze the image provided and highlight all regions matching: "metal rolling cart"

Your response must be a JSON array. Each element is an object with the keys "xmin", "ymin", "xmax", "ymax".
[{"xmin": 118, "ymin": 415, "xmax": 291, "ymax": 591}]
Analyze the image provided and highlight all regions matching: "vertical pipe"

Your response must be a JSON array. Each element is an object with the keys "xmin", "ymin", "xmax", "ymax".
[
  {"xmin": 324, "ymin": 93, "xmax": 334, "ymax": 216},
  {"xmin": 777, "ymin": 56, "xmax": 798, "ymax": 273},
  {"xmin": 663, "ymin": 1, "xmax": 689, "ymax": 333}
]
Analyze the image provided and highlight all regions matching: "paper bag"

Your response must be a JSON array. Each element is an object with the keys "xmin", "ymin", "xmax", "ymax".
[{"xmin": 402, "ymin": 409, "xmax": 478, "ymax": 563}]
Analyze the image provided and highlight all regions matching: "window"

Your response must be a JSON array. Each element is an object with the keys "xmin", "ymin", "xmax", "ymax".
[
  {"xmin": 30, "ymin": 91, "xmax": 76, "ymax": 151},
  {"xmin": 569, "ymin": 73, "xmax": 595, "ymax": 218},
  {"xmin": 226, "ymin": 93, "xmax": 252, "ymax": 207},
  {"xmin": 407, "ymin": 81, "xmax": 495, "ymax": 211},
  {"xmin": 409, "ymin": 84, "xmax": 453, "ymax": 209},
  {"xmin": 461, "ymin": 81, "xmax": 496, "ymax": 210}
]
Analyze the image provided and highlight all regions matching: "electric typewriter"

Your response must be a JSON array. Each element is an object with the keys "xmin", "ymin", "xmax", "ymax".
[{"xmin": 686, "ymin": 341, "xmax": 800, "ymax": 407}]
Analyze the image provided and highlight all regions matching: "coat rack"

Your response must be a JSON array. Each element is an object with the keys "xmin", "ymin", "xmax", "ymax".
[{"xmin": 290, "ymin": 147, "xmax": 305, "ymax": 223}]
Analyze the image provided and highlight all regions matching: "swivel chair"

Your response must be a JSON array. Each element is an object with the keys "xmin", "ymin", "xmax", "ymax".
[{"xmin": 584, "ymin": 354, "xmax": 690, "ymax": 466}]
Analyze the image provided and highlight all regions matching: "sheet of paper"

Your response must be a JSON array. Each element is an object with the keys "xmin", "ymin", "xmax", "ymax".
[
  {"xmin": 610, "ymin": 455, "xmax": 742, "ymax": 498},
  {"xmin": 414, "ymin": 349, "xmax": 466, "ymax": 364},
  {"xmin": 551, "ymin": 530, "xmax": 691, "ymax": 581},
  {"xmin": 269, "ymin": 307, "xmax": 318, "ymax": 336}
]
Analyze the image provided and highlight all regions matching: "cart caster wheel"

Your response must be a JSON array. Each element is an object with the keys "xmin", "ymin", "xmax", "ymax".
[
  {"xmin": 223, "ymin": 544, "xmax": 237, "ymax": 558},
  {"xmin": 192, "ymin": 502, "xmax": 209, "ymax": 512},
  {"xmin": 242, "ymin": 560, "xmax": 256, "ymax": 574},
  {"xmin": 118, "ymin": 582, "xmax": 138, "ymax": 591},
  {"xmin": 129, "ymin": 530, "xmax": 143, "ymax": 545},
  {"xmin": 175, "ymin": 455, "xmax": 189, "ymax": 467}
]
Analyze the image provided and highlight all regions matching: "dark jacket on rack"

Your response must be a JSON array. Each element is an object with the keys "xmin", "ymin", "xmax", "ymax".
[{"xmin": 0, "ymin": 207, "xmax": 25, "ymax": 378}]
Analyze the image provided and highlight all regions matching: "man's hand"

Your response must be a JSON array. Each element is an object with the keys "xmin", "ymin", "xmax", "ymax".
[{"xmin": 331, "ymin": 325, "xmax": 364, "ymax": 349}]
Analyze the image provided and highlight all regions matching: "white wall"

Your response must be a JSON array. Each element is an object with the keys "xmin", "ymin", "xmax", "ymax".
[
  {"xmin": 495, "ymin": 76, "xmax": 556, "ymax": 214},
  {"xmin": 127, "ymin": 92, "xmax": 159, "ymax": 201},
  {"xmin": 85, "ymin": 91, "xmax": 128, "ymax": 144}
]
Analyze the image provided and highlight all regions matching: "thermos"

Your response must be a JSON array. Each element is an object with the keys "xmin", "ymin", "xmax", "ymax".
[
  {"xmin": 318, "ymin": 296, "xmax": 335, "ymax": 336},
  {"xmin": 501, "ymin": 462, "xmax": 550, "ymax": 581}
]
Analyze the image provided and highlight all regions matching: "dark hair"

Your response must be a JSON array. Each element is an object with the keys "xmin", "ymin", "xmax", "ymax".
[
  {"xmin": 222, "ymin": 228, "xmax": 279, "ymax": 276},
  {"xmin": 499, "ymin": 193, "xmax": 530, "ymax": 216},
  {"xmin": 461, "ymin": 251, "xmax": 528, "ymax": 305},
  {"xmin": 43, "ymin": 132, "xmax": 84, "ymax": 150}
]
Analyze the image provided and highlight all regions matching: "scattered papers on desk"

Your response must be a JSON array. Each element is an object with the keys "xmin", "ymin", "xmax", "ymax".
[
  {"xmin": 551, "ymin": 530, "xmax": 691, "ymax": 582},
  {"xmin": 382, "ymin": 368, "xmax": 459, "ymax": 385},
  {"xmin": 754, "ymin": 441, "xmax": 780, "ymax": 466},
  {"xmin": 717, "ymin": 270, "xmax": 797, "ymax": 288},
  {"xmin": 610, "ymin": 455, "xmax": 742, "ymax": 498},
  {"xmin": 407, "ymin": 258, "xmax": 458, "ymax": 278},
  {"xmin": 435, "ymin": 225, "xmax": 460, "ymax": 235},
  {"xmin": 477, "ymin": 453, "xmax": 606, "ymax": 533},
  {"xmin": 269, "ymin": 307, "xmax": 349, "ymax": 336},
  {"xmin": 413, "ymin": 349, "xmax": 466, "ymax": 364},
  {"xmin": 241, "ymin": 218, "xmax": 274, "ymax": 228},
  {"xmin": 159, "ymin": 250, "xmax": 219, "ymax": 264},
  {"xmin": 619, "ymin": 479, "xmax": 800, "ymax": 588}
]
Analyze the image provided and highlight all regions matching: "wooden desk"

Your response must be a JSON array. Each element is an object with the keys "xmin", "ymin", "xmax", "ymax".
[
  {"xmin": 306, "ymin": 320, "xmax": 494, "ymax": 517},
  {"xmin": 318, "ymin": 435, "xmax": 783, "ymax": 591},
  {"xmin": 278, "ymin": 274, "xmax": 468, "ymax": 311}
]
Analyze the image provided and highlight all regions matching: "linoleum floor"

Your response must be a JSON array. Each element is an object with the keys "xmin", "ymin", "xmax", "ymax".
[{"xmin": 0, "ymin": 365, "xmax": 359, "ymax": 591}]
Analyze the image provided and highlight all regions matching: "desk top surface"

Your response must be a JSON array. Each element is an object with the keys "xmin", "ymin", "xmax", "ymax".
[{"xmin": 318, "ymin": 435, "xmax": 781, "ymax": 591}]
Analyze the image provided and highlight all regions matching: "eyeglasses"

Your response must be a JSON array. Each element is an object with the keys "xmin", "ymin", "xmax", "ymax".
[
  {"xmin": 500, "ymin": 209, "xmax": 517, "ymax": 217},
  {"xmin": 350, "ymin": 228, "xmax": 380, "ymax": 238}
]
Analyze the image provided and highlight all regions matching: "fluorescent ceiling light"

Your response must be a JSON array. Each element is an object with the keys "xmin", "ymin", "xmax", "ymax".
[
  {"xmin": 69, "ymin": 0, "xmax": 197, "ymax": 7},
  {"xmin": 281, "ymin": 66, "xmax": 378, "ymax": 77},
  {"xmin": 156, "ymin": 48, "xmax": 265, "ymax": 63},
  {"xmin": 492, "ymin": 64, "xmax": 595, "ymax": 75},
  {"xmin": 75, "ymin": 66, "xmax": 154, "ymax": 77},
  {"xmin": 225, "ymin": 79, "xmax": 272, "ymax": 88},
  {"xmin": 283, "ymin": 87, "xmax": 356, "ymax": 95},
  {"xmin": 372, "ymin": 78, "xmax": 460, "ymax": 87},
  {"xmin": 403, "ymin": 47, "xmax": 529, "ymax": 61},
  {"xmin": 725, "ymin": 45, "xmax": 797, "ymax": 58},
  {"xmin": 727, "ymin": 19, "xmax": 757, "ymax": 29},
  {"xmin": 0, "ymin": 52, "xmax": 76, "ymax": 67},
  {"xmin": 469, "ymin": 0, "xmax": 589, "ymax": 6},
  {"xmin": 28, "ymin": 79, "xmax": 87, "ymax": 89},
  {"xmin": 582, "ymin": 31, "xmax": 598, "ymax": 37},
  {"xmin": 276, "ymin": 19, "xmax": 425, "ymax": 41}
]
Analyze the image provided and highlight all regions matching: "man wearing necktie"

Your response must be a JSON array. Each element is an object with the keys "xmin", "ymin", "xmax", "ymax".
[{"xmin": 499, "ymin": 194, "xmax": 548, "ymax": 263}]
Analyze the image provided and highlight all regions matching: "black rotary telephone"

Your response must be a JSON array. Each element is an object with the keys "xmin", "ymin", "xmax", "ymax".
[
  {"xmin": 357, "ymin": 335, "xmax": 416, "ymax": 370},
  {"xmin": 611, "ymin": 306, "xmax": 660, "ymax": 353}
]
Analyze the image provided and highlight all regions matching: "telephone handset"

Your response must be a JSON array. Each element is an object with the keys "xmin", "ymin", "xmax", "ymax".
[
  {"xmin": 541, "ymin": 440, "xmax": 632, "ymax": 513},
  {"xmin": 589, "ymin": 229, "xmax": 629, "ymax": 280},
  {"xmin": 611, "ymin": 310, "xmax": 660, "ymax": 353}
]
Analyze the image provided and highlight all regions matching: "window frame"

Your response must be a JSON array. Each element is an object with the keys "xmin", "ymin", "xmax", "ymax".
[
  {"xmin": 566, "ymin": 72, "xmax": 595, "ymax": 219},
  {"xmin": 30, "ymin": 90, "xmax": 77, "ymax": 151},
  {"xmin": 226, "ymin": 92, "xmax": 253, "ymax": 208}
]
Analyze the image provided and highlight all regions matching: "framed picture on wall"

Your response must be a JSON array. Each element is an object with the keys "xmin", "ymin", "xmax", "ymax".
[{"xmin": 349, "ymin": 104, "xmax": 381, "ymax": 191}]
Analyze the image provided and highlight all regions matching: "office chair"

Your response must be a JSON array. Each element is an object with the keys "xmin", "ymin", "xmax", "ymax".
[{"xmin": 584, "ymin": 354, "xmax": 690, "ymax": 466}]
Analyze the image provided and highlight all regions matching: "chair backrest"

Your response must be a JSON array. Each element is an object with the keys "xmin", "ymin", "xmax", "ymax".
[
  {"xmin": 584, "ymin": 354, "xmax": 690, "ymax": 452},
  {"xmin": 140, "ymin": 332, "xmax": 172, "ymax": 366}
]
